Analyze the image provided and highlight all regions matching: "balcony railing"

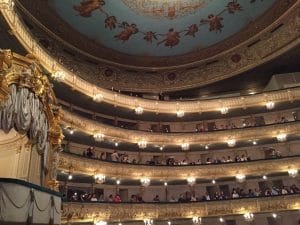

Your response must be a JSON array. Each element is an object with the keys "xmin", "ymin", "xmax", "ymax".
[{"xmin": 61, "ymin": 194, "xmax": 300, "ymax": 223}]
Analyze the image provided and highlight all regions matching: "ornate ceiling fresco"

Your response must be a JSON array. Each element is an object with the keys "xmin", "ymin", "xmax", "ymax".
[
  {"xmin": 50, "ymin": 0, "xmax": 276, "ymax": 57},
  {"xmin": 12, "ymin": 0, "xmax": 299, "ymax": 92}
]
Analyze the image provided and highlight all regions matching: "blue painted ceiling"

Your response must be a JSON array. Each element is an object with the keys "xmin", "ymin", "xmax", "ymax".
[{"xmin": 50, "ymin": 0, "xmax": 277, "ymax": 56}]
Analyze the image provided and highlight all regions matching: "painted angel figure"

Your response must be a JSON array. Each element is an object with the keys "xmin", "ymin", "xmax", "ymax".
[
  {"xmin": 114, "ymin": 22, "xmax": 139, "ymax": 42},
  {"xmin": 201, "ymin": 14, "xmax": 224, "ymax": 33},
  {"xmin": 227, "ymin": 0, "xmax": 243, "ymax": 13},
  {"xmin": 73, "ymin": 0, "xmax": 105, "ymax": 17},
  {"xmin": 143, "ymin": 31, "xmax": 158, "ymax": 43},
  {"xmin": 157, "ymin": 28, "xmax": 180, "ymax": 48},
  {"xmin": 105, "ymin": 16, "xmax": 117, "ymax": 30},
  {"xmin": 185, "ymin": 24, "xmax": 199, "ymax": 37}
]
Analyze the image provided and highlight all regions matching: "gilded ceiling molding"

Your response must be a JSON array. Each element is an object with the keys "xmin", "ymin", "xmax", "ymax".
[
  {"xmin": 62, "ymin": 109, "xmax": 300, "ymax": 145},
  {"xmin": 58, "ymin": 153, "xmax": 300, "ymax": 180},
  {"xmin": 62, "ymin": 195, "xmax": 300, "ymax": 223},
  {"xmin": 11, "ymin": 0, "xmax": 300, "ymax": 92},
  {"xmin": 0, "ymin": 3, "xmax": 300, "ymax": 110}
]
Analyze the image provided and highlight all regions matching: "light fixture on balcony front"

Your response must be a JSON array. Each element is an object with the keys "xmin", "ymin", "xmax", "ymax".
[
  {"xmin": 227, "ymin": 139, "xmax": 236, "ymax": 147},
  {"xmin": 138, "ymin": 140, "xmax": 147, "ymax": 149},
  {"xmin": 220, "ymin": 107, "xmax": 229, "ymax": 115},
  {"xmin": 276, "ymin": 134, "xmax": 287, "ymax": 142},
  {"xmin": 262, "ymin": 175, "xmax": 268, "ymax": 180},
  {"xmin": 95, "ymin": 221, "xmax": 107, "ymax": 225},
  {"xmin": 288, "ymin": 169, "xmax": 298, "ymax": 178},
  {"xmin": 135, "ymin": 106, "xmax": 144, "ymax": 115},
  {"xmin": 236, "ymin": 174, "xmax": 246, "ymax": 183},
  {"xmin": 143, "ymin": 219, "xmax": 153, "ymax": 225},
  {"xmin": 52, "ymin": 70, "xmax": 65, "ymax": 82},
  {"xmin": 167, "ymin": 221, "xmax": 171, "ymax": 225},
  {"xmin": 187, "ymin": 177, "xmax": 196, "ymax": 186},
  {"xmin": 181, "ymin": 143, "xmax": 190, "ymax": 151},
  {"xmin": 212, "ymin": 179, "xmax": 216, "ymax": 184},
  {"xmin": 192, "ymin": 217, "xmax": 202, "ymax": 225},
  {"xmin": 219, "ymin": 217, "xmax": 224, "ymax": 223},
  {"xmin": 164, "ymin": 182, "xmax": 168, "ymax": 186},
  {"xmin": 176, "ymin": 110, "xmax": 185, "ymax": 118},
  {"xmin": 93, "ymin": 93, "xmax": 103, "ymax": 103},
  {"xmin": 141, "ymin": 178, "xmax": 151, "ymax": 187},
  {"xmin": 266, "ymin": 101, "xmax": 275, "ymax": 110},
  {"xmin": 116, "ymin": 179, "xmax": 121, "ymax": 185},
  {"xmin": 243, "ymin": 213, "xmax": 254, "ymax": 222},
  {"xmin": 0, "ymin": 0, "xmax": 14, "ymax": 10},
  {"xmin": 68, "ymin": 174, "xmax": 73, "ymax": 180},
  {"xmin": 272, "ymin": 213, "xmax": 277, "ymax": 219},
  {"xmin": 94, "ymin": 174, "xmax": 106, "ymax": 184},
  {"xmin": 93, "ymin": 133, "xmax": 105, "ymax": 142}
]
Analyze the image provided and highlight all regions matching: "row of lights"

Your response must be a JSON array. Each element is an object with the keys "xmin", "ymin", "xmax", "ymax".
[
  {"xmin": 51, "ymin": 71, "xmax": 277, "ymax": 116},
  {"xmin": 95, "ymin": 212, "xmax": 279, "ymax": 225},
  {"xmin": 88, "ymin": 133, "xmax": 287, "ymax": 151},
  {"xmin": 68, "ymin": 168, "xmax": 298, "ymax": 184}
]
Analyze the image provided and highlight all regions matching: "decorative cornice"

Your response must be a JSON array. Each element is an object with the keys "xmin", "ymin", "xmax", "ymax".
[
  {"xmin": 58, "ymin": 153, "xmax": 300, "ymax": 180},
  {"xmin": 62, "ymin": 195, "xmax": 300, "ymax": 223},
  {"xmin": 62, "ymin": 109, "xmax": 300, "ymax": 145},
  {"xmin": 0, "ymin": 3, "xmax": 300, "ymax": 108}
]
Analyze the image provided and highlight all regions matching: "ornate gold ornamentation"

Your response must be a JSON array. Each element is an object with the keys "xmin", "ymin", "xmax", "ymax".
[
  {"xmin": 7, "ymin": 0, "xmax": 299, "ymax": 92},
  {"xmin": 1, "ymin": 2, "xmax": 300, "ymax": 108},
  {"xmin": 58, "ymin": 153, "xmax": 300, "ymax": 180},
  {"xmin": 62, "ymin": 109, "xmax": 300, "ymax": 145},
  {"xmin": 61, "ymin": 195, "xmax": 300, "ymax": 222}
]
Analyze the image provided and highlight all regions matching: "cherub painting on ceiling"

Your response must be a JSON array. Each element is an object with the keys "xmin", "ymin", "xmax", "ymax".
[{"xmin": 72, "ymin": 0, "xmax": 262, "ymax": 48}]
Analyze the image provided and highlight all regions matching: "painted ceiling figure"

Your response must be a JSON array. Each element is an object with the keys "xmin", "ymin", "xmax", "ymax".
[
  {"xmin": 143, "ymin": 31, "xmax": 158, "ymax": 43},
  {"xmin": 157, "ymin": 28, "xmax": 181, "ymax": 48},
  {"xmin": 201, "ymin": 14, "xmax": 224, "ymax": 33},
  {"xmin": 73, "ymin": 0, "xmax": 105, "ymax": 17},
  {"xmin": 185, "ymin": 24, "xmax": 199, "ymax": 37},
  {"xmin": 227, "ymin": 1, "xmax": 243, "ymax": 14},
  {"xmin": 114, "ymin": 22, "xmax": 139, "ymax": 42},
  {"xmin": 105, "ymin": 16, "xmax": 117, "ymax": 30}
]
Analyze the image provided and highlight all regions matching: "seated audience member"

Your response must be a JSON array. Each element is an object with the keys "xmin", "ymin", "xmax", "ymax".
[
  {"xmin": 226, "ymin": 156, "xmax": 233, "ymax": 162},
  {"xmin": 190, "ymin": 195, "xmax": 197, "ymax": 202},
  {"xmin": 206, "ymin": 158, "xmax": 212, "ymax": 164},
  {"xmin": 281, "ymin": 186, "xmax": 289, "ymax": 195},
  {"xmin": 271, "ymin": 186, "xmax": 279, "ymax": 195},
  {"xmin": 130, "ymin": 195, "xmax": 137, "ymax": 202},
  {"xmin": 247, "ymin": 189, "xmax": 255, "ymax": 197},
  {"xmin": 107, "ymin": 194, "xmax": 114, "ymax": 202},
  {"xmin": 113, "ymin": 194, "xmax": 122, "ymax": 203},
  {"xmin": 70, "ymin": 192, "xmax": 78, "ymax": 201},
  {"xmin": 153, "ymin": 195, "xmax": 160, "ymax": 202},
  {"xmin": 290, "ymin": 184, "xmax": 300, "ymax": 194},
  {"xmin": 169, "ymin": 195, "xmax": 177, "ymax": 202},
  {"xmin": 90, "ymin": 194, "xmax": 98, "ymax": 202},
  {"xmin": 204, "ymin": 192, "xmax": 211, "ymax": 201},
  {"xmin": 232, "ymin": 189, "xmax": 239, "ymax": 198},
  {"xmin": 99, "ymin": 194, "xmax": 105, "ymax": 202},
  {"xmin": 178, "ymin": 194, "xmax": 185, "ymax": 203},
  {"xmin": 136, "ymin": 194, "xmax": 144, "ymax": 203},
  {"xmin": 111, "ymin": 150, "xmax": 119, "ymax": 162},
  {"xmin": 86, "ymin": 146, "xmax": 94, "ymax": 158},
  {"xmin": 240, "ymin": 155, "xmax": 248, "ymax": 162}
]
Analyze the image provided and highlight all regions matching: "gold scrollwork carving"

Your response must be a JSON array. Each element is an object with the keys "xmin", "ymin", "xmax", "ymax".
[{"xmin": 61, "ymin": 195, "xmax": 300, "ymax": 223}]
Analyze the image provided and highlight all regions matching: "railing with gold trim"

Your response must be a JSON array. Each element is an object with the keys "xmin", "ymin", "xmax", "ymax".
[
  {"xmin": 58, "ymin": 153, "xmax": 300, "ymax": 180},
  {"xmin": 0, "ymin": 3, "xmax": 300, "ymax": 113},
  {"xmin": 62, "ymin": 109, "xmax": 300, "ymax": 145},
  {"xmin": 61, "ymin": 194, "xmax": 300, "ymax": 222}
]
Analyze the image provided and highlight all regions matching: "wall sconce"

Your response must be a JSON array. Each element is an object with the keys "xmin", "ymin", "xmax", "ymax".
[
  {"xmin": 141, "ymin": 178, "xmax": 151, "ymax": 187},
  {"xmin": 288, "ymin": 169, "xmax": 298, "ymax": 178},
  {"xmin": 93, "ymin": 93, "xmax": 103, "ymax": 103},
  {"xmin": 52, "ymin": 70, "xmax": 65, "ymax": 82},
  {"xmin": 243, "ymin": 213, "xmax": 254, "ymax": 222},
  {"xmin": 236, "ymin": 174, "xmax": 246, "ymax": 183},
  {"xmin": 116, "ymin": 179, "xmax": 121, "ymax": 185},
  {"xmin": 94, "ymin": 174, "xmax": 106, "ymax": 184},
  {"xmin": 176, "ymin": 110, "xmax": 185, "ymax": 118},
  {"xmin": 187, "ymin": 177, "xmax": 196, "ymax": 186},
  {"xmin": 276, "ymin": 134, "xmax": 287, "ymax": 142},
  {"xmin": 95, "ymin": 221, "xmax": 107, "ymax": 225},
  {"xmin": 220, "ymin": 107, "xmax": 229, "ymax": 115},
  {"xmin": 266, "ymin": 101, "xmax": 275, "ymax": 110},
  {"xmin": 138, "ymin": 140, "xmax": 147, "ymax": 149},
  {"xmin": 143, "ymin": 219, "xmax": 153, "ymax": 225},
  {"xmin": 227, "ymin": 139, "xmax": 236, "ymax": 147},
  {"xmin": 181, "ymin": 143, "xmax": 190, "ymax": 151},
  {"xmin": 68, "ymin": 174, "xmax": 73, "ymax": 180},
  {"xmin": 192, "ymin": 217, "xmax": 202, "ymax": 225},
  {"xmin": 135, "ymin": 106, "xmax": 144, "ymax": 115},
  {"xmin": 93, "ymin": 133, "xmax": 105, "ymax": 142},
  {"xmin": 219, "ymin": 217, "xmax": 224, "ymax": 223}
]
